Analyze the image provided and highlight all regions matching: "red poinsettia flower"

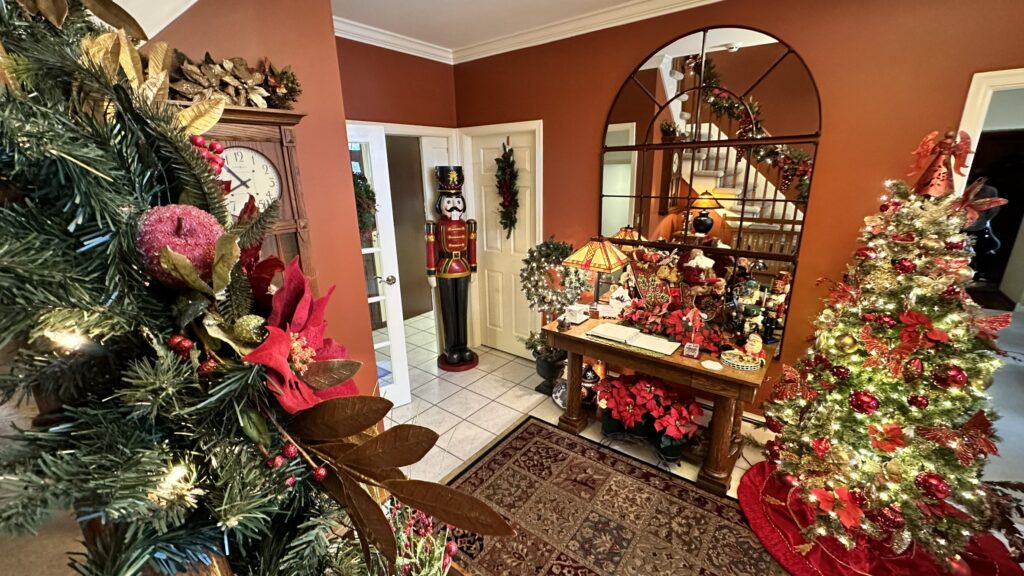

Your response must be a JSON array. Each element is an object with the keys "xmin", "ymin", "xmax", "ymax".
[
  {"xmin": 811, "ymin": 487, "xmax": 864, "ymax": 529},
  {"xmin": 654, "ymin": 405, "xmax": 698, "ymax": 440},
  {"xmin": 898, "ymin": 310, "xmax": 949, "ymax": 351},
  {"xmin": 868, "ymin": 423, "xmax": 907, "ymax": 453},
  {"xmin": 243, "ymin": 258, "xmax": 357, "ymax": 413},
  {"xmin": 811, "ymin": 437, "xmax": 832, "ymax": 458}
]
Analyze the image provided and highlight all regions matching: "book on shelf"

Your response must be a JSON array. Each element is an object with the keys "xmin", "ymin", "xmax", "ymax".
[{"xmin": 586, "ymin": 323, "xmax": 681, "ymax": 355}]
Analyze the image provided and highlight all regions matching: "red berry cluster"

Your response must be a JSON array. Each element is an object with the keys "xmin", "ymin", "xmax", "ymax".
[
  {"xmin": 167, "ymin": 335, "xmax": 194, "ymax": 359},
  {"xmin": 189, "ymin": 135, "xmax": 226, "ymax": 175},
  {"xmin": 267, "ymin": 442, "xmax": 328, "ymax": 485}
]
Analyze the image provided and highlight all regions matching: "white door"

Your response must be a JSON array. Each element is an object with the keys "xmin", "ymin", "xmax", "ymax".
[
  {"xmin": 467, "ymin": 131, "xmax": 538, "ymax": 358},
  {"xmin": 346, "ymin": 123, "xmax": 411, "ymax": 407}
]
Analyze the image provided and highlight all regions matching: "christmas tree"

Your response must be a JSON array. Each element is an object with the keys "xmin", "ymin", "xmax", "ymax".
[
  {"xmin": 760, "ymin": 131, "xmax": 1012, "ymax": 569},
  {"xmin": 0, "ymin": 2, "xmax": 509, "ymax": 575}
]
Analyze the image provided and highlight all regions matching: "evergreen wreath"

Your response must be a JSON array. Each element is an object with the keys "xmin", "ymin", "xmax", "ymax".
[
  {"xmin": 353, "ymin": 172, "xmax": 377, "ymax": 241},
  {"xmin": 494, "ymin": 143, "xmax": 519, "ymax": 238},
  {"xmin": 519, "ymin": 237, "xmax": 588, "ymax": 317}
]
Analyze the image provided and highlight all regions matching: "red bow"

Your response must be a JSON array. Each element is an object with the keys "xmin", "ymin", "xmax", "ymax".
[
  {"xmin": 861, "ymin": 325, "xmax": 909, "ymax": 376},
  {"xmin": 917, "ymin": 410, "xmax": 999, "ymax": 466},
  {"xmin": 952, "ymin": 178, "xmax": 1008, "ymax": 227},
  {"xmin": 972, "ymin": 312, "xmax": 1012, "ymax": 345},
  {"xmin": 771, "ymin": 364, "xmax": 818, "ymax": 402}
]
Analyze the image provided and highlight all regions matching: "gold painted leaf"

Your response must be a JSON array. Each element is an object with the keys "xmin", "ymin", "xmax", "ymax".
[
  {"xmin": 36, "ymin": 0, "xmax": 68, "ymax": 28},
  {"xmin": 82, "ymin": 0, "xmax": 148, "ymax": 41},
  {"xmin": 794, "ymin": 543, "xmax": 814, "ymax": 555},
  {"xmin": 146, "ymin": 41, "xmax": 171, "ymax": 77},
  {"xmin": 212, "ymin": 234, "xmax": 240, "ymax": 293},
  {"xmin": 301, "ymin": 359, "xmax": 362, "ymax": 391},
  {"xmin": 159, "ymin": 246, "xmax": 213, "ymax": 294},
  {"xmin": 180, "ymin": 61, "xmax": 207, "ymax": 85},
  {"xmin": 81, "ymin": 32, "xmax": 120, "ymax": 80},
  {"xmin": 170, "ymin": 80, "xmax": 206, "ymax": 98},
  {"xmin": 0, "ymin": 39, "xmax": 20, "ymax": 94},
  {"xmin": 15, "ymin": 0, "xmax": 39, "ymax": 14},
  {"xmin": 384, "ymin": 479, "xmax": 515, "ymax": 536},
  {"xmin": 116, "ymin": 29, "xmax": 142, "ymax": 87},
  {"xmin": 289, "ymin": 396, "xmax": 392, "ymax": 442},
  {"xmin": 138, "ymin": 70, "xmax": 168, "ymax": 107},
  {"xmin": 175, "ymin": 97, "xmax": 225, "ymax": 136},
  {"xmin": 340, "ymin": 424, "xmax": 438, "ymax": 469},
  {"xmin": 248, "ymin": 92, "xmax": 268, "ymax": 109}
]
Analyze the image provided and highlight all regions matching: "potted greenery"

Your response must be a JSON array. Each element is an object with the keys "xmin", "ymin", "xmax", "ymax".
[{"xmin": 519, "ymin": 237, "xmax": 587, "ymax": 394}]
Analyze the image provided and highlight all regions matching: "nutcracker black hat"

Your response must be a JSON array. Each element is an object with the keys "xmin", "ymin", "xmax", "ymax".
[{"xmin": 435, "ymin": 166, "xmax": 464, "ymax": 191}]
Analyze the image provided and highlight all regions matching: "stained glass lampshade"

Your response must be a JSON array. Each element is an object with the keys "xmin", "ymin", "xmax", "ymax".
[
  {"xmin": 562, "ymin": 238, "xmax": 629, "ymax": 273},
  {"xmin": 611, "ymin": 226, "xmax": 647, "ymax": 243}
]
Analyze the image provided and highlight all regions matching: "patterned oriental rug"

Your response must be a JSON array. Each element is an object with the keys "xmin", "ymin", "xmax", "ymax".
[{"xmin": 446, "ymin": 418, "xmax": 784, "ymax": 576}]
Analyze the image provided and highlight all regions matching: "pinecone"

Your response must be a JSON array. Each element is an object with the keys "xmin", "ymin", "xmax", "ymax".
[{"xmin": 234, "ymin": 314, "xmax": 268, "ymax": 344}]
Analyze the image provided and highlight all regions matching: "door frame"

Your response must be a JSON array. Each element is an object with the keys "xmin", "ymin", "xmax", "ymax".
[
  {"xmin": 459, "ymin": 120, "xmax": 544, "ymax": 351},
  {"xmin": 958, "ymin": 68, "xmax": 1024, "ymax": 192}
]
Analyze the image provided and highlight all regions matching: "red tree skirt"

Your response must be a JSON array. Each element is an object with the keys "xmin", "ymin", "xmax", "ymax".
[{"xmin": 738, "ymin": 461, "xmax": 1023, "ymax": 576}]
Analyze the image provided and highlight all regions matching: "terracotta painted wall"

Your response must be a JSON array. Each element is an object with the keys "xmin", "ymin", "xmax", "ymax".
[
  {"xmin": 156, "ymin": 0, "xmax": 377, "ymax": 395},
  {"xmin": 452, "ymin": 0, "xmax": 1024, "ymax": 406},
  {"xmin": 336, "ymin": 38, "xmax": 457, "ymax": 127}
]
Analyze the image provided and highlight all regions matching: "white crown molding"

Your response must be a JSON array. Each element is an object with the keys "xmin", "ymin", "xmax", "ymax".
[
  {"xmin": 115, "ymin": 0, "xmax": 197, "ymax": 40},
  {"xmin": 334, "ymin": 0, "xmax": 721, "ymax": 65},
  {"xmin": 452, "ymin": 0, "xmax": 722, "ymax": 63},
  {"xmin": 333, "ymin": 17, "xmax": 454, "ymax": 64}
]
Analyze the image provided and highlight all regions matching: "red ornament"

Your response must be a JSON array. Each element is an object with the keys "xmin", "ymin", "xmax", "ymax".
[
  {"xmin": 915, "ymin": 472, "xmax": 951, "ymax": 500},
  {"xmin": 765, "ymin": 417, "xmax": 784, "ymax": 433},
  {"xmin": 198, "ymin": 358, "xmax": 218, "ymax": 376},
  {"xmin": 947, "ymin": 557, "xmax": 972, "ymax": 576},
  {"xmin": 908, "ymin": 394, "xmax": 929, "ymax": 409},
  {"xmin": 830, "ymin": 365, "xmax": 851, "ymax": 380},
  {"xmin": 811, "ymin": 437, "xmax": 832, "ymax": 457},
  {"xmin": 892, "ymin": 257, "xmax": 917, "ymax": 274},
  {"xmin": 903, "ymin": 357, "xmax": 924, "ymax": 383},
  {"xmin": 445, "ymin": 540, "xmax": 459, "ymax": 558},
  {"xmin": 945, "ymin": 240, "xmax": 967, "ymax": 251},
  {"xmin": 880, "ymin": 200, "xmax": 903, "ymax": 213},
  {"xmin": 849, "ymin": 390, "xmax": 879, "ymax": 414},
  {"xmin": 874, "ymin": 505, "xmax": 906, "ymax": 531},
  {"xmin": 189, "ymin": 135, "xmax": 206, "ymax": 148},
  {"xmin": 167, "ymin": 335, "xmax": 194, "ymax": 358},
  {"xmin": 267, "ymin": 454, "xmax": 285, "ymax": 469},
  {"xmin": 312, "ymin": 466, "xmax": 328, "ymax": 482},
  {"xmin": 282, "ymin": 443, "xmax": 298, "ymax": 459},
  {"xmin": 855, "ymin": 247, "xmax": 879, "ymax": 260},
  {"xmin": 136, "ymin": 204, "xmax": 225, "ymax": 287},
  {"xmin": 778, "ymin": 472, "xmax": 799, "ymax": 487},
  {"xmin": 812, "ymin": 354, "xmax": 833, "ymax": 369},
  {"xmin": 932, "ymin": 364, "xmax": 968, "ymax": 389},
  {"xmin": 208, "ymin": 141, "xmax": 225, "ymax": 154},
  {"xmin": 861, "ymin": 313, "xmax": 877, "ymax": 322},
  {"xmin": 879, "ymin": 314, "xmax": 897, "ymax": 328},
  {"xmin": 765, "ymin": 439, "xmax": 783, "ymax": 463},
  {"xmin": 285, "ymin": 475, "xmax": 297, "ymax": 487},
  {"xmin": 941, "ymin": 284, "xmax": 962, "ymax": 300},
  {"xmin": 891, "ymin": 232, "xmax": 916, "ymax": 243}
]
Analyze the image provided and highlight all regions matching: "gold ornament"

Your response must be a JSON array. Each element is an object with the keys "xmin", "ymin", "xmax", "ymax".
[
  {"xmin": 835, "ymin": 333, "xmax": 858, "ymax": 353},
  {"xmin": 956, "ymin": 267, "xmax": 975, "ymax": 283},
  {"xmin": 863, "ymin": 267, "xmax": 897, "ymax": 289},
  {"xmin": 920, "ymin": 238, "xmax": 942, "ymax": 251}
]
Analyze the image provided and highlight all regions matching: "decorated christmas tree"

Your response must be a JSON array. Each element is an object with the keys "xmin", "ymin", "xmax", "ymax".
[
  {"xmin": 753, "ymin": 131, "xmax": 1015, "ymax": 573},
  {"xmin": 0, "ymin": 2, "xmax": 509, "ymax": 575}
]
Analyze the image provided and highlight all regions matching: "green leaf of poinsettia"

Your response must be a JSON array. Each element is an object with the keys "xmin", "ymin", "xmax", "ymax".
[
  {"xmin": 212, "ymin": 234, "xmax": 241, "ymax": 293},
  {"xmin": 237, "ymin": 405, "xmax": 271, "ymax": 448},
  {"xmin": 159, "ymin": 246, "xmax": 213, "ymax": 295}
]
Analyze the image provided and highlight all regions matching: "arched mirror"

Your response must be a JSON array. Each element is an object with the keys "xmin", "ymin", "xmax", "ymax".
[{"xmin": 601, "ymin": 27, "xmax": 820, "ymax": 351}]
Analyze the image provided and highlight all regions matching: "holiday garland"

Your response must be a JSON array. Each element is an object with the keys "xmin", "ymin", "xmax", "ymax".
[
  {"xmin": 494, "ymin": 143, "xmax": 519, "ymax": 238},
  {"xmin": 519, "ymin": 237, "xmax": 588, "ymax": 318},
  {"xmin": 353, "ymin": 172, "xmax": 377, "ymax": 241},
  {"xmin": 170, "ymin": 51, "xmax": 303, "ymax": 110}
]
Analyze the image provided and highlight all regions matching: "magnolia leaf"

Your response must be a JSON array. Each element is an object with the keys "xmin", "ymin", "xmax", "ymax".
[
  {"xmin": 346, "ymin": 465, "xmax": 406, "ymax": 485},
  {"xmin": 202, "ymin": 314, "xmax": 255, "ymax": 356},
  {"xmin": 0, "ymin": 39, "xmax": 19, "ymax": 94},
  {"xmin": 82, "ymin": 0, "xmax": 148, "ymax": 40},
  {"xmin": 172, "ymin": 294, "xmax": 209, "ymax": 330},
  {"xmin": 212, "ymin": 234, "xmax": 240, "ymax": 293},
  {"xmin": 36, "ymin": 0, "xmax": 68, "ymax": 28},
  {"xmin": 175, "ymin": 97, "xmax": 226, "ymax": 136},
  {"xmin": 116, "ymin": 29, "xmax": 142, "ymax": 87},
  {"xmin": 170, "ymin": 80, "xmax": 206, "ymax": 98},
  {"xmin": 180, "ymin": 61, "xmax": 207, "ymax": 85},
  {"xmin": 309, "ymin": 441, "xmax": 358, "ymax": 462},
  {"xmin": 301, "ymin": 359, "xmax": 362, "ymax": 391},
  {"xmin": 238, "ymin": 407, "xmax": 270, "ymax": 448},
  {"xmin": 341, "ymin": 424, "xmax": 438, "ymax": 469},
  {"xmin": 138, "ymin": 70, "xmax": 168, "ymax": 107},
  {"xmin": 289, "ymin": 396, "xmax": 392, "ymax": 442},
  {"xmin": 159, "ymin": 246, "xmax": 213, "ymax": 294},
  {"xmin": 146, "ymin": 41, "xmax": 172, "ymax": 77},
  {"xmin": 384, "ymin": 479, "xmax": 515, "ymax": 536},
  {"xmin": 248, "ymin": 92, "xmax": 268, "ymax": 109},
  {"xmin": 15, "ymin": 0, "xmax": 39, "ymax": 13},
  {"xmin": 337, "ymin": 472, "xmax": 398, "ymax": 568},
  {"xmin": 81, "ymin": 32, "xmax": 120, "ymax": 80}
]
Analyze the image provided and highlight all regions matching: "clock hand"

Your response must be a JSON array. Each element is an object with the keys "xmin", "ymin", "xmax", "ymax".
[
  {"xmin": 223, "ymin": 165, "xmax": 251, "ymax": 188},
  {"xmin": 230, "ymin": 178, "xmax": 253, "ymax": 192}
]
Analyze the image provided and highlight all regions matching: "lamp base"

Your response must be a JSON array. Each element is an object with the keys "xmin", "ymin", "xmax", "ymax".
[{"xmin": 692, "ymin": 210, "xmax": 714, "ymax": 235}]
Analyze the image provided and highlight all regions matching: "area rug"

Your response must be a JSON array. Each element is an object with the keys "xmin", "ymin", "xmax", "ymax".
[{"xmin": 446, "ymin": 417, "xmax": 784, "ymax": 576}]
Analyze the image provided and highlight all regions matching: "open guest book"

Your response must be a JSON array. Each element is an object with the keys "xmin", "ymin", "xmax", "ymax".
[{"xmin": 586, "ymin": 323, "xmax": 681, "ymax": 355}]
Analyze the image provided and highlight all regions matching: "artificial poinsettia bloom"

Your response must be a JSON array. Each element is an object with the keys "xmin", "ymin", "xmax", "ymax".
[
  {"xmin": 243, "ymin": 257, "xmax": 357, "ymax": 413},
  {"xmin": 868, "ymin": 423, "xmax": 907, "ymax": 453},
  {"xmin": 654, "ymin": 405, "xmax": 698, "ymax": 440},
  {"xmin": 898, "ymin": 310, "xmax": 949, "ymax": 350},
  {"xmin": 811, "ymin": 487, "xmax": 863, "ymax": 529}
]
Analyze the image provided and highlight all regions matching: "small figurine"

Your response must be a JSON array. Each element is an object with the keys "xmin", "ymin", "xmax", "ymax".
[
  {"xmin": 682, "ymin": 249, "xmax": 716, "ymax": 285},
  {"xmin": 744, "ymin": 333, "xmax": 767, "ymax": 367}
]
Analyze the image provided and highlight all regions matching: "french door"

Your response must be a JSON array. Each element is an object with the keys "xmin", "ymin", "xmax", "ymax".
[{"xmin": 346, "ymin": 123, "xmax": 411, "ymax": 407}]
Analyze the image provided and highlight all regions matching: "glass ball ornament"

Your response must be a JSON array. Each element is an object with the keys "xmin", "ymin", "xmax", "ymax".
[
  {"xmin": 907, "ymin": 394, "xmax": 929, "ymax": 409},
  {"xmin": 932, "ymin": 364, "xmax": 968, "ymax": 389},
  {"xmin": 915, "ymin": 472, "xmax": 951, "ymax": 500},
  {"xmin": 903, "ymin": 357, "xmax": 924, "ymax": 383},
  {"xmin": 849, "ymin": 389, "xmax": 880, "ymax": 414},
  {"xmin": 855, "ymin": 246, "xmax": 879, "ymax": 260},
  {"xmin": 835, "ymin": 334, "xmax": 858, "ymax": 354},
  {"xmin": 892, "ymin": 257, "xmax": 917, "ymax": 274}
]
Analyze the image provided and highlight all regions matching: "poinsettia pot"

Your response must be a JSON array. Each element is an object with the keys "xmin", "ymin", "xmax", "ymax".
[
  {"xmin": 601, "ymin": 408, "xmax": 625, "ymax": 435},
  {"xmin": 629, "ymin": 414, "xmax": 659, "ymax": 440}
]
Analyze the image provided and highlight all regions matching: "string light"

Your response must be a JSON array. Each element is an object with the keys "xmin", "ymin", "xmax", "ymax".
[{"xmin": 44, "ymin": 330, "xmax": 89, "ymax": 351}]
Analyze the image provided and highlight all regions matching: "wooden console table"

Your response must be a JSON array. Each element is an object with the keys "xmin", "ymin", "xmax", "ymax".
[{"xmin": 543, "ymin": 318, "xmax": 771, "ymax": 496}]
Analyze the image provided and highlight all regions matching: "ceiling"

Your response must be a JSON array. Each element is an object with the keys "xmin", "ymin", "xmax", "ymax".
[
  {"xmin": 331, "ymin": 0, "xmax": 722, "ymax": 64},
  {"xmin": 117, "ymin": 0, "xmax": 196, "ymax": 39}
]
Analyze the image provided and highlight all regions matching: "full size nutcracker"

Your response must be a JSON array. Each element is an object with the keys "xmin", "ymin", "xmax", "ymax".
[{"xmin": 425, "ymin": 166, "xmax": 479, "ymax": 371}]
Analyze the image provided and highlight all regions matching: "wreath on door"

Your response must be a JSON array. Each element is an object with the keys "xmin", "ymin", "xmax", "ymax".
[
  {"xmin": 495, "ymin": 143, "xmax": 519, "ymax": 238},
  {"xmin": 353, "ymin": 172, "xmax": 377, "ymax": 241}
]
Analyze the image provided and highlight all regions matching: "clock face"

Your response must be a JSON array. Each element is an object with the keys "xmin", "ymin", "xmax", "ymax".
[{"xmin": 221, "ymin": 146, "xmax": 282, "ymax": 216}]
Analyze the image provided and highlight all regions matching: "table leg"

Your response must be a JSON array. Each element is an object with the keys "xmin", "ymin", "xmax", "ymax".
[
  {"xmin": 557, "ymin": 351, "xmax": 588, "ymax": 433},
  {"xmin": 730, "ymin": 401, "xmax": 745, "ymax": 459},
  {"xmin": 696, "ymin": 395, "xmax": 737, "ymax": 496}
]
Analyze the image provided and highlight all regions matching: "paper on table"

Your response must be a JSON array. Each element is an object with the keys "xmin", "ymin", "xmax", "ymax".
[{"xmin": 587, "ymin": 323, "xmax": 681, "ymax": 355}]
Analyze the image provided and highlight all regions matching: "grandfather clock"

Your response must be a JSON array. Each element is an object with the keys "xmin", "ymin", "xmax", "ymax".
[{"xmin": 205, "ymin": 106, "xmax": 316, "ymax": 285}]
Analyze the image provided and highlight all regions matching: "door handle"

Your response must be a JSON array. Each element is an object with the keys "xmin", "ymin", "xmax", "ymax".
[{"xmin": 376, "ymin": 275, "xmax": 397, "ymax": 285}]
